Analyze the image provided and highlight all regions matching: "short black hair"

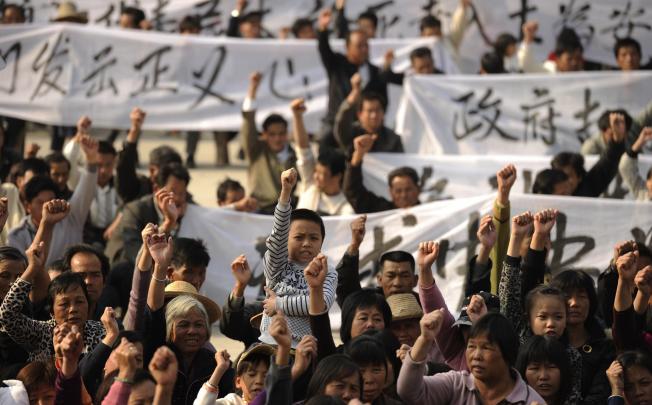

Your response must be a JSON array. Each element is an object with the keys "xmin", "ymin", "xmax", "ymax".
[
  {"xmin": 345, "ymin": 29, "xmax": 367, "ymax": 48},
  {"xmin": 63, "ymin": 243, "xmax": 111, "ymax": 279},
  {"xmin": 362, "ymin": 328, "xmax": 401, "ymax": 377},
  {"xmin": 291, "ymin": 17, "xmax": 313, "ymax": 38},
  {"xmin": 358, "ymin": 91, "xmax": 387, "ymax": 113},
  {"xmin": 357, "ymin": 11, "xmax": 378, "ymax": 29},
  {"xmin": 317, "ymin": 148, "xmax": 346, "ymax": 177},
  {"xmin": 290, "ymin": 208, "xmax": 325, "ymax": 240},
  {"xmin": 379, "ymin": 251, "xmax": 415, "ymax": 274},
  {"xmin": 468, "ymin": 312, "xmax": 520, "ymax": 367},
  {"xmin": 262, "ymin": 113, "xmax": 288, "ymax": 132},
  {"xmin": 306, "ymin": 354, "xmax": 360, "ymax": 400},
  {"xmin": 156, "ymin": 162, "xmax": 190, "ymax": 188},
  {"xmin": 410, "ymin": 46, "xmax": 433, "ymax": 62},
  {"xmin": 480, "ymin": 52, "xmax": 506, "ymax": 74},
  {"xmin": 551, "ymin": 270, "xmax": 604, "ymax": 337},
  {"xmin": 179, "ymin": 14, "xmax": 201, "ymax": 33},
  {"xmin": 98, "ymin": 140, "xmax": 117, "ymax": 156},
  {"xmin": 614, "ymin": 37, "xmax": 641, "ymax": 58},
  {"xmin": 216, "ymin": 178, "xmax": 244, "ymax": 203},
  {"xmin": 47, "ymin": 259, "xmax": 66, "ymax": 274},
  {"xmin": 494, "ymin": 33, "xmax": 518, "ymax": 58},
  {"xmin": 387, "ymin": 167, "xmax": 419, "ymax": 188},
  {"xmin": 111, "ymin": 330, "xmax": 144, "ymax": 350},
  {"xmin": 0, "ymin": 246, "xmax": 27, "ymax": 268},
  {"xmin": 420, "ymin": 15, "xmax": 441, "ymax": 32},
  {"xmin": 596, "ymin": 109, "xmax": 633, "ymax": 133},
  {"xmin": 516, "ymin": 335, "xmax": 572, "ymax": 403},
  {"xmin": 552, "ymin": 152, "xmax": 586, "ymax": 179},
  {"xmin": 44, "ymin": 152, "xmax": 71, "ymax": 171},
  {"xmin": 171, "ymin": 238, "xmax": 210, "ymax": 270},
  {"xmin": 554, "ymin": 27, "xmax": 583, "ymax": 57},
  {"xmin": 121, "ymin": 6, "xmax": 146, "ymax": 27},
  {"xmin": 618, "ymin": 350, "xmax": 652, "ymax": 375},
  {"xmin": 149, "ymin": 146, "xmax": 182, "ymax": 168},
  {"xmin": 47, "ymin": 271, "xmax": 89, "ymax": 313},
  {"xmin": 340, "ymin": 289, "xmax": 392, "ymax": 344},
  {"xmin": 345, "ymin": 334, "xmax": 387, "ymax": 369},
  {"xmin": 21, "ymin": 175, "xmax": 58, "ymax": 203},
  {"xmin": 16, "ymin": 158, "xmax": 49, "ymax": 178},
  {"xmin": 532, "ymin": 168, "xmax": 568, "ymax": 195}
]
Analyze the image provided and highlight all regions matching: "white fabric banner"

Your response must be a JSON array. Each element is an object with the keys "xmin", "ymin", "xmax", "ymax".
[
  {"xmin": 0, "ymin": 24, "xmax": 432, "ymax": 131},
  {"xmin": 361, "ymin": 153, "xmax": 652, "ymax": 201},
  {"xmin": 15, "ymin": 0, "xmax": 652, "ymax": 69},
  {"xmin": 398, "ymin": 73, "xmax": 652, "ymax": 155},
  {"xmin": 178, "ymin": 194, "xmax": 652, "ymax": 319}
]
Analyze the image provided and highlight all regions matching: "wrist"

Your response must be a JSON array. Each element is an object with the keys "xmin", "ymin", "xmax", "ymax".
[
  {"xmin": 233, "ymin": 284, "xmax": 246, "ymax": 297},
  {"xmin": 276, "ymin": 345, "xmax": 290, "ymax": 366},
  {"xmin": 351, "ymin": 152, "xmax": 363, "ymax": 166},
  {"xmin": 279, "ymin": 191, "xmax": 291, "ymax": 205},
  {"xmin": 118, "ymin": 368, "xmax": 136, "ymax": 382},
  {"xmin": 347, "ymin": 244, "xmax": 360, "ymax": 255},
  {"xmin": 103, "ymin": 333, "xmax": 118, "ymax": 347}
]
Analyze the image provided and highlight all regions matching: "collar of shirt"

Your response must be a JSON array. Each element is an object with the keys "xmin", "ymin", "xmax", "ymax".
[
  {"xmin": 276, "ymin": 144, "xmax": 290, "ymax": 163},
  {"xmin": 461, "ymin": 369, "xmax": 535, "ymax": 404}
]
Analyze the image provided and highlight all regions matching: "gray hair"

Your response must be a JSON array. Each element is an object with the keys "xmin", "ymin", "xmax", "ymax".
[{"xmin": 165, "ymin": 295, "xmax": 211, "ymax": 342}]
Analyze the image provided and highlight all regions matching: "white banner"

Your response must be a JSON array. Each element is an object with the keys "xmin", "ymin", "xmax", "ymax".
[
  {"xmin": 179, "ymin": 195, "xmax": 652, "ymax": 320},
  {"xmin": 0, "ymin": 24, "xmax": 431, "ymax": 131},
  {"xmin": 398, "ymin": 73, "xmax": 652, "ymax": 155},
  {"xmin": 362, "ymin": 153, "xmax": 652, "ymax": 201},
  {"xmin": 13, "ymin": 1, "xmax": 652, "ymax": 70}
]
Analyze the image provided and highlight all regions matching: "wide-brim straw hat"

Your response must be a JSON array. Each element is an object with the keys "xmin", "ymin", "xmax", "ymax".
[
  {"xmin": 52, "ymin": 2, "xmax": 88, "ymax": 23},
  {"xmin": 386, "ymin": 293, "xmax": 423, "ymax": 322},
  {"xmin": 164, "ymin": 281, "xmax": 221, "ymax": 324},
  {"xmin": 235, "ymin": 342, "xmax": 276, "ymax": 370},
  {"xmin": 249, "ymin": 312, "xmax": 263, "ymax": 329}
]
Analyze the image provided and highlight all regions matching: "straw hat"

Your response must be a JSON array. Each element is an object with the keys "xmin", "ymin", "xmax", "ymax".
[
  {"xmin": 249, "ymin": 312, "xmax": 263, "ymax": 329},
  {"xmin": 386, "ymin": 293, "xmax": 423, "ymax": 321},
  {"xmin": 164, "ymin": 281, "xmax": 221, "ymax": 324},
  {"xmin": 235, "ymin": 342, "xmax": 276, "ymax": 370},
  {"xmin": 53, "ymin": 2, "xmax": 88, "ymax": 23}
]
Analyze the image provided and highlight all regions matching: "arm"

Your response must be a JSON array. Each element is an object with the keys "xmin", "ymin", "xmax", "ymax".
[
  {"xmin": 264, "ymin": 361, "xmax": 292, "ymax": 405},
  {"xmin": 334, "ymin": 73, "xmax": 361, "ymax": 152},
  {"xmin": 55, "ymin": 327, "xmax": 84, "ymax": 405},
  {"xmin": 115, "ymin": 108, "xmax": 146, "ymax": 204},
  {"xmin": 123, "ymin": 224, "xmax": 157, "ymax": 331},
  {"xmin": 491, "ymin": 164, "xmax": 516, "ymax": 293},
  {"xmin": 67, "ymin": 135, "xmax": 99, "ymax": 229},
  {"xmin": 101, "ymin": 381, "xmax": 132, "ymax": 405},
  {"xmin": 194, "ymin": 350, "xmax": 230, "ymax": 405},
  {"xmin": 317, "ymin": 9, "xmax": 337, "ymax": 73},
  {"xmin": 62, "ymin": 135, "xmax": 82, "ymax": 190},
  {"xmin": 343, "ymin": 134, "xmax": 392, "ymax": 213},
  {"xmin": 619, "ymin": 127, "xmax": 652, "ymax": 199},
  {"xmin": 263, "ymin": 169, "xmax": 296, "ymax": 284},
  {"xmin": 521, "ymin": 209, "xmax": 557, "ymax": 300},
  {"xmin": 80, "ymin": 307, "xmax": 119, "ymax": 393},
  {"xmin": 290, "ymin": 99, "xmax": 315, "ymax": 191},
  {"xmin": 634, "ymin": 266, "xmax": 652, "ymax": 315},
  {"xmin": 447, "ymin": 0, "xmax": 472, "ymax": 50},
  {"xmin": 333, "ymin": 0, "xmax": 348, "ymax": 39},
  {"xmin": 516, "ymin": 22, "xmax": 547, "ymax": 73},
  {"xmin": 467, "ymin": 214, "xmax": 496, "ymax": 296},
  {"xmin": 306, "ymin": 255, "xmax": 337, "ymax": 359},
  {"xmin": 146, "ymin": 234, "xmax": 174, "ymax": 312},
  {"xmin": 335, "ymin": 224, "xmax": 363, "ymax": 308},
  {"xmin": 240, "ymin": 72, "xmax": 264, "ymax": 162}
]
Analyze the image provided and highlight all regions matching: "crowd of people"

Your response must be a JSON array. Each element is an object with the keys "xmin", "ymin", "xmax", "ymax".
[{"xmin": 1, "ymin": 0, "xmax": 652, "ymax": 404}]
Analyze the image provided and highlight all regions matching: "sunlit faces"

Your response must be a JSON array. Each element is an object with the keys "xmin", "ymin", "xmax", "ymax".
[
  {"xmin": 357, "ymin": 99, "xmax": 385, "ymax": 134},
  {"xmin": 376, "ymin": 261, "xmax": 416, "ymax": 297},
  {"xmin": 624, "ymin": 365, "xmax": 652, "ymax": 405},
  {"xmin": 52, "ymin": 284, "xmax": 89, "ymax": 329},
  {"xmin": 525, "ymin": 362, "xmax": 562, "ymax": 403},
  {"xmin": 167, "ymin": 265, "xmax": 206, "ymax": 292},
  {"xmin": 323, "ymin": 373, "xmax": 361, "ymax": 402},
  {"xmin": 465, "ymin": 333, "xmax": 510, "ymax": 383},
  {"xmin": 48, "ymin": 162, "xmax": 70, "ymax": 192},
  {"xmin": 236, "ymin": 361, "xmax": 269, "ymax": 403},
  {"xmin": 558, "ymin": 166, "xmax": 580, "ymax": 195},
  {"xmin": 556, "ymin": 49, "xmax": 583, "ymax": 72},
  {"xmin": 350, "ymin": 307, "xmax": 385, "ymax": 339},
  {"xmin": 261, "ymin": 122, "xmax": 288, "ymax": 154},
  {"xmin": 313, "ymin": 163, "xmax": 342, "ymax": 195},
  {"xmin": 239, "ymin": 17, "xmax": 262, "ymax": 39},
  {"xmin": 359, "ymin": 363, "xmax": 387, "ymax": 403},
  {"xmin": 617, "ymin": 46, "xmax": 641, "ymax": 71},
  {"xmin": 287, "ymin": 219, "xmax": 323, "ymax": 264},
  {"xmin": 69, "ymin": 251, "xmax": 104, "ymax": 304},
  {"xmin": 566, "ymin": 289, "xmax": 590, "ymax": 326},
  {"xmin": 346, "ymin": 32, "xmax": 369, "ymax": 66},
  {"xmin": 163, "ymin": 176, "xmax": 188, "ymax": 212},
  {"xmin": 170, "ymin": 308, "xmax": 209, "ymax": 354},
  {"xmin": 529, "ymin": 296, "xmax": 567, "ymax": 338},
  {"xmin": 389, "ymin": 176, "xmax": 420, "ymax": 209},
  {"xmin": 411, "ymin": 55, "xmax": 435, "ymax": 74},
  {"xmin": 0, "ymin": 258, "xmax": 25, "ymax": 299}
]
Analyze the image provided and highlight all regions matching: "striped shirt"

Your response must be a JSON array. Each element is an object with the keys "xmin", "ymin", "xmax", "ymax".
[{"xmin": 259, "ymin": 202, "xmax": 337, "ymax": 348}]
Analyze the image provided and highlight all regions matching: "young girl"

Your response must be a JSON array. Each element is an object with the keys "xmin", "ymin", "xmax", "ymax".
[{"xmin": 516, "ymin": 335, "xmax": 572, "ymax": 405}]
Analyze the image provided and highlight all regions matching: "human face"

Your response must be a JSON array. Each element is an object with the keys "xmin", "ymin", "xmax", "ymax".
[
  {"xmin": 314, "ymin": 163, "xmax": 341, "ymax": 195},
  {"xmin": 566, "ymin": 288, "xmax": 590, "ymax": 327},
  {"xmin": 505, "ymin": 43, "xmax": 517, "ymax": 58},
  {"xmin": 346, "ymin": 32, "xmax": 369, "ymax": 66},
  {"xmin": 261, "ymin": 122, "xmax": 288, "ymax": 154},
  {"xmin": 219, "ymin": 188, "xmax": 245, "ymax": 206},
  {"xmin": 350, "ymin": 306, "xmax": 385, "ymax": 339},
  {"xmin": 377, "ymin": 261, "xmax": 415, "ymax": 297},
  {"xmin": 0, "ymin": 258, "xmax": 25, "ymax": 300},
  {"xmin": 170, "ymin": 308, "xmax": 208, "ymax": 355},
  {"xmin": 411, "ymin": 56, "xmax": 435, "ymax": 74},
  {"xmin": 165, "ymin": 176, "xmax": 188, "ymax": 214},
  {"xmin": 529, "ymin": 296, "xmax": 566, "ymax": 338},
  {"xmin": 647, "ymin": 177, "xmax": 652, "ymax": 199},
  {"xmin": 390, "ymin": 318, "xmax": 421, "ymax": 346},
  {"xmin": 389, "ymin": 176, "xmax": 420, "ymax": 208},
  {"xmin": 97, "ymin": 153, "xmax": 116, "ymax": 188},
  {"xmin": 552, "ymin": 180, "xmax": 573, "ymax": 196},
  {"xmin": 236, "ymin": 361, "xmax": 269, "ymax": 402},
  {"xmin": 296, "ymin": 25, "xmax": 316, "ymax": 39},
  {"xmin": 70, "ymin": 251, "xmax": 104, "ymax": 304},
  {"xmin": 559, "ymin": 166, "xmax": 580, "ymax": 194},
  {"xmin": 323, "ymin": 373, "xmax": 361, "ymax": 402},
  {"xmin": 119, "ymin": 14, "xmax": 137, "ymax": 28},
  {"xmin": 128, "ymin": 380, "xmax": 155, "ymax": 405},
  {"xmin": 357, "ymin": 18, "xmax": 376, "ymax": 39},
  {"xmin": 466, "ymin": 333, "xmax": 510, "ymax": 383},
  {"xmin": 624, "ymin": 365, "xmax": 652, "ymax": 405},
  {"xmin": 617, "ymin": 46, "xmax": 641, "ymax": 71},
  {"xmin": 240, "ymin": 18, "xmax": 262, "ymax": 39},
  {"xmin": 525, "ymin": 361, "xmax": 561, "ymax": 403},
  {"xmin": 360, "ymin": 363, "xmax": 386, "ymax": 403},
  {"xmin": 27, "ymin": 384, "xmax": 55, "ymax": 405},
  {"xmin": 288, "ymin": 219, "xmax": 323, "ymax": 264},
  {"xmin": 421, "ymin": 26, "xmax": 441, "ymax": 38},
  {"xmin": 26, "ymin": 190, "xmax": 56, "ymax": 224},
  {"xmin": 52, "ymin": 284, "xmax": 89, "ymax": 329},
  {"xmin": 556, "ymin": 49, "xmax": 583, "ymax": 72},
  {"xmin": 2, "ymin": 7, "xmax": 25, "ymax": 24},
  {"xmin": 357, "ymin": 99, "xmax": 385, "ymax": 133},
  {"xmin": 168, "ymin": 265, "xmax": 206, "ymax": 291},
  {"xmin": 49, "ymin": 162, "xmax": 70, "ymax": 191}
]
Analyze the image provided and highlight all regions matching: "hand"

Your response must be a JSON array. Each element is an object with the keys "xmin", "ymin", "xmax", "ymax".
[
  {"xmin": 304, "ymin": 253, "xmax": 328, "ymax": 289},
  {"xmin": 616, "ymin": 249, "xmax": 639, "ymax": 284},
  {"xmin": 496, "ymin": 164, "xmax": 517, "ymax": 203},
  {"xmin": 353, "ymin": 134, "xmax": 378, "ymax": 156},
  {"xmin": 292, "ymin": 335, "xmax": 317, "ymax": 379},
  {"xmin": 606, "ymin": 360, "xmax": 624, "ymax": 396},
  {"xmin": 632, "ymin": 127, "xmax": 652, "ymax": 153},
  {"xmin": 60, "ymin": 326, "xmax": 83, "ymax": 378},
  {"xmin": 613, "ymin": 240, "xmax": 637, "ymax": 265},
  {"xmin": 76, "ymin": 115, "xmax": 92, "ymax": 135},
  {"xmin": 25, "ymin": 241, "xmax": 45, "ymax": 273},
  {"xmin": 53, "ymin": 323, "xmax": 72, "ymax": 359},
  {"xmin": 635, "ymin": 265, "xmax": 652, "ymax": 296},
  {"xmin": 263, "ymin": 287, "xmax": 278, "ymax": 316},
  {"xmin": 130, "ymin": 108, "xmax": 146, "ymax": 131},
  {"xmin": 0, "ymin": 197, "xmax": 9, "ymax": 232},
  {"xmin": 511, "ymin": 211, "xmax": 534, "ymax": 238},
  {"xmin": 278, "ymin": 26, "xmax": 291, "ymax": 39},
  {"xmin": 80, "ymin": 134, "xmax": 99, "ymax": 165},
  {"xmin": 522, "ymin": 21, "xmax": 538, "ymax": 43},
  {"xmin": 141, "ymin": 223, "xmax": 158, "ymax": 247},
  {"xmin": 417, "ymin": 240, "xmax": 439, "ymax": 271},
  {"xmin": 610, "ymin": 112, "xmax": 627, "ymax": 143},
  {"xmin": 236, "ymin": 0, "xmax": 247, "ymax": 12},
  {"xmin": 234, "ymin": 196, "xmax": 258, "ymax": 212},
  {"xmin": 155, "ymin": 188, "xmax": 179, "ymax": 225},
  {"xmin": 281, "ymin": 168, "xmax": 298, "ymax": 192},
  {"xmin": 290, "ymin": 98, "xmax": 307, "ymax": 115},
  {"xmin": 383, "ymin": 49, "xmax": 395, "ymax": 69},
  {"xmin": 101, "ymin": 307, "xmax": 119, "ymax": 346},
  {"xmin": 533, "ymin": 209, "xmax": 558, "ymax": 235},
  {"xmin": 350, "ymin": 72, "xmax": 362, "ymax": 92},
  {"xmin": 269, "ymin": 311, "xmax": 292, "ymax": 349},
  {"xmin": 419, "ymin": 309, "xmax": 444, "ymax": 342},
  {"xmin": 350, "ymin": 215, "xmax": 367, "ymax": 250},
  {"xmin": 335, "ymin": 0, "xmax": 345, "ymax": 10},
  {"xmin": 476, "ymin": 215, "xmax": 496, "ymax": 249},
  {"xmin": 396, "ymin": 344, "xmax": 411, "ymax": 362},
  {"xmin": 461, "ymin": 0, "xmax": 472, "ymax": 7},
  {"xmin": 115, "ymin": 337, "xmax": 140, "ymax": 380},
  {"xmin": 149, "ymin": 346, "xmax": 178, "ymax": 386},
  {"xmin": 248, "ymin": 71, "xmax": 263, "ymax": 98},
  {"xmin": 318, "ymin": 9, "xmax": 332, "ymax": 31},
  {"xmin": 147, "ymin": 233, "xmax": 174, "ymax": 268},
  {"xmin": 215, "ymin": 349, "xmax": 231, "ymax": 371},
  {"xmin": 231, "ymin": 254, "xmax": 252, "ymax": 288},
  {"xmin": 24, "ymin": 143, "xmax": 40, "ymax": 159},
  {"xmin": 466, "ymin": 294, "xmax": 487, "ymax": 324},
  {"xmin": 42, "ymin": 199, "xmax": 70, "ymax": 225}
]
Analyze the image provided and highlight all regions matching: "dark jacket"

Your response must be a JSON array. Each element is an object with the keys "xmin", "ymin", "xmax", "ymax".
[
  {"xmin": 105, "ymin": 194, "xmax": 158, "ymax": 265},
  {"xmin": 115, "ymin": 140, "xmax": 152, "ymax": 204},
  {"xmin": 573, "ymin": 141, "xmax": 625, "ymax": 197},
  {"xmin": 343, "ymin": 163, "xmax": 396, "ymax": 213},
  {"xmin": 219, "ymin": 293, "xmax": 263, "ymax": 348}
]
